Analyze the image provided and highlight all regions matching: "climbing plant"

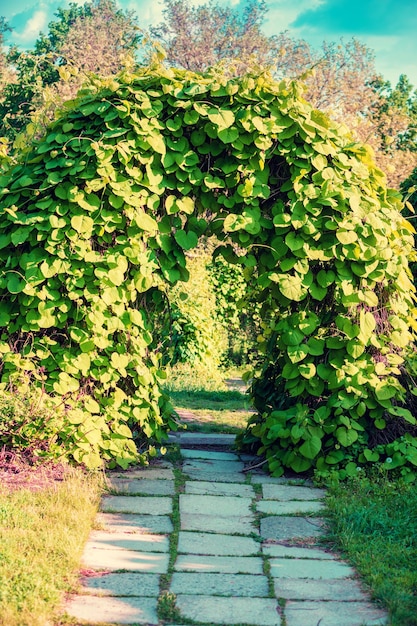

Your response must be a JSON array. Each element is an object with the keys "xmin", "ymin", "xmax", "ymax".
[{"xmin": 0, "ymin": 65, "xmax": 416, "ymax": 478}]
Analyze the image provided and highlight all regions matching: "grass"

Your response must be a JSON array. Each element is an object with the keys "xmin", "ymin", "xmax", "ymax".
[
  {"xmin": 0, "ymin": 469, "xmax": 102, "ymax": 626},
  {"xmin": 325, "ymin": 476, "xmax": 417, "ymax": 626},
  {"xmin": 170, "ymin": 388, "xmax": 252, "ymax": 433},
  {"xmin": 164, "ymin": 364, "xmax": 252, "ymax": 433}
]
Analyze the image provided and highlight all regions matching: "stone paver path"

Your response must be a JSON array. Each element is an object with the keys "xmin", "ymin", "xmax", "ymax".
[{"xmin": 63, "ymin": 433, "xmax": 388, "ymax": 625}]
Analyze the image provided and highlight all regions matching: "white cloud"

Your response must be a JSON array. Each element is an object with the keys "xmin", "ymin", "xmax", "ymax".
[{"xmin": 13, "ymin": 9, "xmax": 48, "ymax": 42}]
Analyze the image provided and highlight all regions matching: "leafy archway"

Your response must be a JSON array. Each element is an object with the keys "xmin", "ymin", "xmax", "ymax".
[{"xmin": 0, "ymin": 66, "xmax": 416, "ymax": 478}]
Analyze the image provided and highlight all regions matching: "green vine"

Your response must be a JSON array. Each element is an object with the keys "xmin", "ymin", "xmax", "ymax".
[{"xmin": 0, "ymin": 65, "xmax": 416, "ymax": 477}]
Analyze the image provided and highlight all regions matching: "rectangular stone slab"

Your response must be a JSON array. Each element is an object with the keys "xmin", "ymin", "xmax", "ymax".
[
  {"xmin": 109, "ymin": 478, "xmax": 175, "ymax": 496},
  {"xmin": 81, "ymin": 546, "xmax": 169, "ymax": 573},
  {"xmin": 86, "ymin": 530, "xmax": 169, "ymax": 553},
  {"xmin": 170, "ymin": 572, "xmax": 270, "ymax": 597},
  {"xmin": 169, "ymin": 432, "xmax": 236, "ymax": 447},
  {"xmin": 179, "ymin": 494, "xmax": 252, "ymax": 517},
  {"xmin": 284, "ymin": 600, "xmax": 388, "ymax": 626},
  {"xmin": 274, "ymin": 577, "xmax": 369, "ymax": 601},
  {"xmin": 109, "ymin": 467, "xmax": 174, "ymax": 480},
  {"xmin": 177, "ymin": 532, "xmax": 260, "ymax": 556},
  {"xmin": 80, "ymin": 572, "xmax": 160, "ymax": 597},
  {"xmin": 182, "ymin": 469, "xmax": 246, "ymax": 483},
  {"xmin": 183, "ymin": 458, "xmax": 245, "ymax": 473},
  {"xmin": 269, "ymin": 557, "xmax": 356, "ymax": 579},
  {"xmin": 262, "ymin": 484, "xmax": 326, "ymax": 501},
  {"xmin": 260, "ymin": 516, "xmax": 325, "ymax": 541},
  {"xmin": 250, "ymin": 474, "xmax": 313, "ymax": 486},
  {"xmin": 185, "ymin": 481, "xmax": 255, "ymax": 498},
  {"xmin": 65, "ymin": 594, "xmax": 159, "ymax": 625},
  {"xmin": 263, "ymin": 543, "xmax": 336, "ymax": 560},
  {"xmin": 175, "ymin": 595, "xmax": 280, "ymax": 626},
  {"xmin": 180, "ymin": 512, "xmax": 257, "ymax": 535},
  {"xmin": 101, "ymin": 496, "xmax": 172, "ymax": 515},
  {"xmin": 181, "ymin": 450, "xmax": 239, "ymax": 461},
  {"xmin": 174, "ymin": 555, "xmax": 264, "ymax": 574},
  {"xmin": 257, "ymin": 500, "xmax": 325, "ymax": 515},
  {"xmin": 97, "ymin": 513, "xmax": 173, "ymax": 534}
]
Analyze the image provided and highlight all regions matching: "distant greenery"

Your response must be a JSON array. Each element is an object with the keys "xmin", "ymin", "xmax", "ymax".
[
  {"xmin": 0, "ymin": 471, "xmax": 101, "ymax": 626},
  {"xmin": 326, "ymin": 477, "xmax": 417, "ymax": 626}
]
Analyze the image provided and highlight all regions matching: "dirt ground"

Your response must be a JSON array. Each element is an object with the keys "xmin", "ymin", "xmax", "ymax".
[{"xmin": 0, "ymin": 448, "xmax": 69, "ymax": 492}]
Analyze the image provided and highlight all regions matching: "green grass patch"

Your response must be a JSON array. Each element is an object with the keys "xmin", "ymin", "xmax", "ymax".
[
  {"xmin": 0, "ymin": 470, "xmax": 102, "ymax": 626},
  {"xmin": 326, "ymin": 477, "xmax": 417, "ymax": 626},
  {"xmin": 169, "ymin": 388, "xmax": 251, "ymax": 433},
  {"xmin": 163, "ymin": 364, "xmax": 252, "ymax": 433}
]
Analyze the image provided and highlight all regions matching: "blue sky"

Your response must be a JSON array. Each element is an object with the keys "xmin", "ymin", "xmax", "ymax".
[{"xmin": 1, "ymin": 0, "xmax": 416, "ymax": 88}]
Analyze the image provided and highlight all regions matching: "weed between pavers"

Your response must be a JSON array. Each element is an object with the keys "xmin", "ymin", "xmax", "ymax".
[{"xmin": 159, "ymin": 465, "xmax": 183, "ymax": 596}]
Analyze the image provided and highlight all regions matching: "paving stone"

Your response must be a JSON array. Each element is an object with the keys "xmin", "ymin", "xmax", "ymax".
[
  {"xmin": 274, "ymin": 578, "xmax": 369, "ymax": 601},
  {"xmin": 170, "ymin": 432, "xmax": 236, "ymax": 447},
  {"xmin": 101, "ymin": 496, "xmax": 172, "ymax": 515},
  {"xmin": 180, "ymin": 512, "xmax": 257, "ymax": 535},
  {"xmin": 178, "ymin": 532, "xmax": 260, "ymax": 556},
  {"xmin": 97, "ymin": 513, "xmax": 173, "ymax": 534},
  {"xmin": 109, "ymin": 467, "xmax": 174, "ymax": 480},
  {"xmin": 260, "ymin": 516, "xmax": 325, "ymax": 541},
  {"xmin": 65, "ymin": 594, "xmax": 158, "ymax": 625},
  {"xmin": 175, "ymin": 595, "xmax": 280, "ymax": 625},
  {"xmin": 180, "ymin": 494, "xmax": 252, "ymax": 517},
  {"xmin": 262, "ymin": 484, "xmax": 326, "ymax": 501},
  {"xmin": 183, "ymin": 468, "xmax": 246, "ymax": 482},
  {"xmin": 170, "ymin": 572, "xmax": 269, "ymax": 597},
  {"xmin": 269, "ymin": 557, "xmax": 356, "ymax": 579},
  {"xmin": 183, "ymin": 458, "xmax": 245, "ymax": 475},
  {"xmin": 285, "ymin": 600, "xmax": 388, "ymax": 626},
  {"xmin": 185, "ymin": 480, "xmax": 255, "ymax": 498},
  {"xmin": 251, "ymin": 474, "xmax": 313, "ymax": 486},
  {"xmin": 174, "ymin": 555, "xmax": 264, "ymax": 574},
  {"xmin": 108, "ymin": 478, "xmax": 175, "ymax": 496},
  {"xmin": 80, "ymin": 572, "xmax": 160, "ymax": 597},
  {"xmin": 181, "ymin": 449, "xmax": 239, "ymax": 461},
  {"xmin": 86, "ymin": 530, "xmax": 169, "ymax": 553},
  {"xmin": 81, "ymin": 546, "xmax": 169, "ymax": 573},
  {"xmin": 257, "ymin": 500, "xmax": 325, "ymax": 515},
  {"xmin": 263, "ymin": 543, "xmax": 336, "ymax": 560}
]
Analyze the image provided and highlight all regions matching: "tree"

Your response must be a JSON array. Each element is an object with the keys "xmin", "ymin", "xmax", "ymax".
[
  {"xmin": 273, "ymin": 36, "xmax": 417, "ymax": 188},
  {"xmin": 0, "ymin": 0, "xmax": 141, "ymax": 143},
  {"xmin": 151, "ymin": 0, "xmax": 278, "ymax": 73}
]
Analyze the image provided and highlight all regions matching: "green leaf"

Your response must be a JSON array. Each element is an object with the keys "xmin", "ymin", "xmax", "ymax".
[
  {"xmin": 277, "ymin": 275, "xmax": 306, "ymax": 302},
  {"xmin": 174, "ymin": 230, "xmax": 198, "ymax": 250},
  {"xmin": 336, "ymin": 230, "xmax": 358, "ymax": 245},
  {"xmin": 53, "ymin": 372, "xmax": 80, "ymax": 395},
  {"xmin": 375, "ymin": 382, "xmax": 398, "ymax": 401},
  {"xmin": 71, "ymin": 214, "xmax": 94, "ymax": 236},
  {"xmin": 207, "ymin": 108, "xmax": 235, "ymax": 129},
  {"xmin": 6, "ymin": 274, "xmax": 25, "ymax": 294},
  {"xmin": 309, "ymin": 283, "xmax": 327, "ymax": 301},
  {"xmin": 358, "ymin": 310, "xmax": 376, "ymax": 344},
  {"xmin": 299, "ymin": 436, "xmax": 322, "ymax": 459},
  {"xmin": 218, "ymin": 127, "xmax": 239, "ymax": 143},
  {"xmin": 134, "ymin": 211, "xmax": 158, "ymax": 232},
  {"xmin": 386, "ymin": 406, "xmax": 416, "ymax": 424},
  {"xmin": 335, "ymin": 426, "xmax": 359, "ymax": 447},
  {"xmin": 299, "ymin": 363, "xmax": 316, "ymax": 379},
  {"xmin": 147, "ymin": 134, "xmax": 166, "ymax": 155}
]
